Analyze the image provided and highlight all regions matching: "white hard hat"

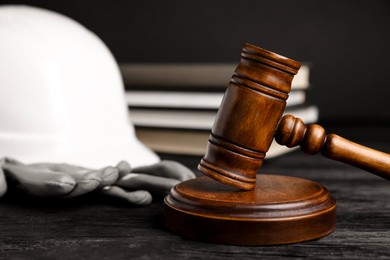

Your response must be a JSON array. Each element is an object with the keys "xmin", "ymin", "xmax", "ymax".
[{"xmin": 0, "ymin": 5, "xmax": 159, "ymax": 168}]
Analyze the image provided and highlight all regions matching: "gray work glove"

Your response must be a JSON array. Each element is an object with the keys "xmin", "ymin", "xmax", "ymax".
[{"xmin": 0, "ymin": 158, "xmax": 195, "ymax": 205}]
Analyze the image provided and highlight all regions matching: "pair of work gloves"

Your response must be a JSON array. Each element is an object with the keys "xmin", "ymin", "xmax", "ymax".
[{"xmin": 0, "ymin": 158, "xmax": 196, "ymax": 205}]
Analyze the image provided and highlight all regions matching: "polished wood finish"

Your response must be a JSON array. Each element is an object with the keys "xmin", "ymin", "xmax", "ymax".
[
  {"xmin": 167, "ymin": 43, "xmax": 390, "ymax": 246},
  {"xmin": 276, "ymin": 115, "xmax": 390, "ymax": 180},
  {"xmin": 164, "ymin": 175, "xmax": 336, "ymax": 245},
  {"xmin": 198, "ymin": 43, "xmax": 301, "ymax": 190},
  {"xmin": 199, "ymin": 43, "xmax": 390, "ymax": 190},
  {"xmin": 175, "ymin": 44, "xmax": 336, "ymax": 246}
]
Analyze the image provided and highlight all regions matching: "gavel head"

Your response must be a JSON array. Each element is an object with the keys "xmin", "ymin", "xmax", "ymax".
[{"xmin": 198, "ymin": 43, "xmax": 301, "ymax": 190}]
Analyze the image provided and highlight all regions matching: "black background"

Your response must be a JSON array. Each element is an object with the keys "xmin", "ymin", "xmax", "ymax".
[{"xmin": 1, "ymin": 0, "xmax": 389, "ymax": 123}]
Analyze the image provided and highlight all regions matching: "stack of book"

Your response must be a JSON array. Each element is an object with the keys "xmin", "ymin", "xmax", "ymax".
[{"xmin": 121, "ymin": 63, "xmax": 317, "ymax": 158}]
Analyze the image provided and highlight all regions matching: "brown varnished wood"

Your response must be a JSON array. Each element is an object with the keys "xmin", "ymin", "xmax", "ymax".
[
  {"xmin": 166, "ymin": 43, "xmax": 389, "ymax": 246},
  {"xmin": 176, "ymin": 44, "xmax": 336, "ymax": 246},
  {"xmin": 164, "ymin": 175, "xmax": 336, "ymax": 245},
  {"xmin": 276, "ymin": 115, "xmax": 390, "ymax": 180},
  {"xmin": 198, "ymin": 43, "xmax": 301, "ymax": 190},
  {"xmin": 198, "ymin": 43, "xmax": 390, "ymax": 191}
]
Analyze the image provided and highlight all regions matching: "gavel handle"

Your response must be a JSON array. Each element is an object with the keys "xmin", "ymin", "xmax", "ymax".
[{"xmin": 275, "ymin": 115, "xmax": 390, "ymax": 180}]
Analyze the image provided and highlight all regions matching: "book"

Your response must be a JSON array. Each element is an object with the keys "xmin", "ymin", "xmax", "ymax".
[
  {"xmin": 129, "ymin": 105, "xmax": 318, "ymax": 130},
  {"xmin": 136, "ymin": 128, "xmax": 294, "ymax": 158},
  {"xmin": 120, "ymin": 63, "xmax": 310, "ymax": 90},
  {"xmin": 121, "ymin": 62, "xmax": 315, "ymax": 158},
  {"xmin": 134, "ymin": 106, "xmax": 319, "ymax": 157},
  {"xmin": 125, "ymin": 90, "xmax": 306, "ymax": 109}
]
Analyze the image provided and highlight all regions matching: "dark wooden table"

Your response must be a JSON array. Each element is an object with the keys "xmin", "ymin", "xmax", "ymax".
[{"xmin": 0, "ymin": 124, "xmax": 389, "ymax": 259}]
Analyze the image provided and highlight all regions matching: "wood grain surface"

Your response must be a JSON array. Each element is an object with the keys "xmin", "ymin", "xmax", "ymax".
[
  {"xmin": 276, "ymin": 115, "xmax": 390, "ymax": 181},
  {"xmin": 199, "ymin": 43, "xmax": 300, "ymax": 191},
  {"xmin": 0, "ymin": 125, "xmax": 389, "ymax": 259}
]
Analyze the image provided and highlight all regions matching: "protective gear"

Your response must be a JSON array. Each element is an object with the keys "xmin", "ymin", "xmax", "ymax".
[
  {"xmin": 0, "ymin": 5, "xmax": 159, "ymax": 168},
  {"xmin": 0, "ymin": 157, "xmax": 120, "ymax": 198},
  {"xmin": 0, "ymin": 158, "xmax": 196, "ymax": 205}
]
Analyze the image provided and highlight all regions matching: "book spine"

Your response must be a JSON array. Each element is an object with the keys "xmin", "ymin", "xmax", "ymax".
[
  {"xmin": 126, "ymin": 90, "xmax": 306, "ymax": 110},
  {"xmin": 120, "ymin": 63, "xmax": 310, "ymax": 90},
  {"xmin": 129, "ymin": 106, "xmax": 319, "ymax": 130}
]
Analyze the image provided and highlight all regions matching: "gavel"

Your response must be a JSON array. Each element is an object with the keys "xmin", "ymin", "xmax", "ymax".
[
  {"xmin": 198, "ymin": 43, "xmax": 390, "ymax": 191},
  {"xmin": 164, "ymin": 43, "xmax": 389, "ymax": 245}
]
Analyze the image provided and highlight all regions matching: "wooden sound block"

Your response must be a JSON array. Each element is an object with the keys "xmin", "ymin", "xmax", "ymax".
[{"xmin": 164, "ymin": 175, "xmax": 336, "ymax": 245}]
